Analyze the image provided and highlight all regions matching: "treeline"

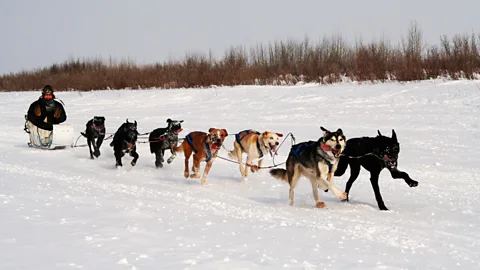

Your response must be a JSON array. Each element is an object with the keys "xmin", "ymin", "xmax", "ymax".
[{"xmin": 1, "ymin": 22, "xmax": 479, "ymax": 91}]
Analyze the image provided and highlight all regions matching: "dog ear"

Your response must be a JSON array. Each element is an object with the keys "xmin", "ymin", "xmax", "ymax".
[
  {"xmin": 262, "ymin": 131, "xmax": 269, "ymax": 137},
  {"xmin": 126, "ymin": 118, "xmax": 130, "ymax": 123},
  {"xmin": 134, "ymin": 120, "xmax": 137, "ymax": 126},
  {"xmin": 392, "ymin": 129, "xmax": 397, "ymax": 142},
  {"xmin": 276, "ymin": 133, "xmax": 284, "ymax": 137},
  {"xmin": 179, "ymin": 120, "xmax": 184, "ymax": 123},
  {"xmin": 377, "ymin": 130, "xmax": 382, "ymax": 136},
  {"xmin": 166, "ymin": 118, "xmax": 172, "ymax": 123},
  {"xmin": 222, "ymin": 129, "xmax": 228, "ymax": 137},
  {"xmin": 336, "ymin": 128, "xmax": 343, "ymax": 135},
  {"xmin": 320, "ymin": 126, "xmax": 329, "ymax": 137},
  {"xmin": 208, "ymin": 128, "xmax": 214, "ymax": 133}
]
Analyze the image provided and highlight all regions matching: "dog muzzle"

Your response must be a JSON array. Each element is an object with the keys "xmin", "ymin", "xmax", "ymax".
[
  {"xmin": 268, "ymin": 143, "xmax": 279, "ymax": 156},
  {"xmin": 210, "ymin": 143, "xmax": 221, "ymax": 150},
  {"xmin": 384, "ymin": 155, "xmax": 397, "ymax": 168},
  {"xmin": 320, "ymin": 143, "xmax": 342, "ymax": 158}
]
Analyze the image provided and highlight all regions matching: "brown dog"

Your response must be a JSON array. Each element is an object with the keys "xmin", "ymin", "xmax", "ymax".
[
  {"xmin": 228, "ymin": 130, "xmax": 283, "ymax": 181},
  {"xmin": 173, "ymin": 128, "xmax": 228, "ymax": 185}
]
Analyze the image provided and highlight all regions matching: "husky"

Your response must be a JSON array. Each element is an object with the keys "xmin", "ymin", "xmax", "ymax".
[
  {"xmin": 228, "ymin": 130, "xmax": 283, "ymax": 181},
  {"xmin": 334, "ymin": 129, "xmax": 418, "ymax": 210},
  {"xmin": 270, "ymin": 126, "xmax": 347, "ymax": 208}
]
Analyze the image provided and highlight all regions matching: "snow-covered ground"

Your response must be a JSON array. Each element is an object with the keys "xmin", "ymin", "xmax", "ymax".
[{"xmin": 1, "ymin": 79, "xmax": 479, "ymax": 269}]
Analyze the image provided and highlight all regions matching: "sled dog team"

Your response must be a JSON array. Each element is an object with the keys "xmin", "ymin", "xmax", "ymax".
[{"xmin": 81, "ymin": 116, "xmax": 418, "ymax": 211}]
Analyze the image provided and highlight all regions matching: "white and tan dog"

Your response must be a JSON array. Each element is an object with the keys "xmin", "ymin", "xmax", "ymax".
[{"xmin": 228, "ymin": 129, "xmax": 283, "ymax": 181}]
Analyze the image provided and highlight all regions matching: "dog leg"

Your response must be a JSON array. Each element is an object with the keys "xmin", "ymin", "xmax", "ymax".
[
  {"xmin": 87, "ymin": 137, "xmax": 94, "ymax": 159},
  {"xmin": 388, "ymin": 167, "xmax": 418, "ymax": 187},
  {"xmin": 287, "ymin": 164, "xmax": 300, "ymax": 206},
  {"xmin": 343, "ymin": 162, "xmax": 361, "ymax": 202},
  {"xmin": 115, "ymin": 151, "xmax": 124, "ymax": 167},
  {"xmin": 155, "ymin": 150, "xmax": 163, "ymax": 168},
  {"xmin": 310, "ymin": 179, "xmax": 325, "ymax": 208},
  {"xmin": 234, "ymin": 145, "xmax": 247, "ymax": 179},
  {"xmin": 250, "ymin": 157, "xmax": 262, "ymax": 173},
  {"xmin": 167, "ymin": 148, "xmax": 176, "ymax": 164},
  {"xmin": 200, "ymin": 160, "xmax": 215, "ymax": 185},
  {"xmin": 160, "ymin": 149, "xmax": 165, "ymax": 162},
  {"xmin": 190, "ymin": 154, "xmax": 201, "ymax": 179},
  {"xmin": 242, "ymin": 156, "xmax": 255, "ymax": 182},
  {"xmin": 183, "ymin": 154, "xmax": 191, "ymax": 178},
  {"xmin": 94, "ymin": 137, "xmax": 102, "ymax": 158},
  {"xmin": 369, "ymin": 170, "xmax": 388, "ymax": 211},
  {"xmin": 327, "ymin": 172, "xmax": 347, "ymax": 201},
  {"xmin": 130, "ymin": 148, "xmax": 139, "ymax": 166}
]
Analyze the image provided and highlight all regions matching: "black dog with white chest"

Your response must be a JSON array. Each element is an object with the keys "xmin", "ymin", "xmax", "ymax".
[
  {"xmin": 81, "ymin": 116, "xmax": 106, "ymax": 159},
  {"xmin": 110, "ymin": 119, "xmax": 140, "ymax": 168},
  {"xmin": 334, "ymin": 129, "xmax": 418, "ymax": 210},
  {"xmin": 149, "ymin": 119, "xmax": 183, "ymax": 168}
]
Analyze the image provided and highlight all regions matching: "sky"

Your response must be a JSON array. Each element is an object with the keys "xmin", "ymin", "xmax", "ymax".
[{"xmin": 1, "ymin": 0, "xmax": 479, "ymax": 75}]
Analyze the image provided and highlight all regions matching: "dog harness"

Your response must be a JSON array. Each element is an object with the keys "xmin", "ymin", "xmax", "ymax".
[
  {"xmin": 235, "ymin": 130, "xmax": 263, "ymax": 158},
  {"xmin": 291, "ymin": 141, "xmax": 333, "ymax": 172},
  {"xmin": 185, "ymin": 131, "xmax": 215, "ymax": 162},
  {"xmin": 91, "ymin": 124, "xmax": 105, "ymax": 136}
]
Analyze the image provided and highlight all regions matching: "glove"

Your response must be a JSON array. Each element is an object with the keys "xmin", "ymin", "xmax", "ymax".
[
  {"xmin": 54, "ymin": 107, "xmax": 62, "ymax": 118},
  {"xmin": 34, "ymin": 106, "xmax": 41, "ymax": 116}
]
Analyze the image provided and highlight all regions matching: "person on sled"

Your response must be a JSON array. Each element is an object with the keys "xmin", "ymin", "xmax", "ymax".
[{"xmin": 25, "ymin": 85, "xmax": 67, "ymax": 147}]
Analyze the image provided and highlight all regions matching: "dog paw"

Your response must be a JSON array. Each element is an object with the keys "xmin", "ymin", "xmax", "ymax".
[
  {"xmin": 379, "ymin": 205, "xmax": 389, "ymax": 211},
  {"xmin": 167, "ymin": 157, "xmax": 175, "ymax": 164},
  {"xmin": 184, "ymin": 172, "xmax": 189, "ymax": 178},
  {"xmin": 289, "ymin": 200, "xmax": 294, "ymax": 206},
  {"xmin": 201, "ymin": 178, "xmax": 207, "ymax": 185},
  {"xmin": 93, "ymin": 150, "xmax": 100, "ymax": 158},
  {"xmin": 408, "ymin": 180, "xmax": 418, "ymax": 187},
  {"xmin": 155, "ymin": 160, "xmax": 163, "ymax": 168},
  {"xmin": 90, "ymin": 156, "xmax": 94, "ymax": 160},
  {"xmin": 316, "ymin": 201, "xmax": 326, "ymax": 208},
  {"xmin": 130, "ymin": 161, "xmax": 136, "ymax": 166},
  {"xmin": 190, "ymin": 173, "xmax": 200, "ymax": 179},
  {"xmin": 338, "ymin": 192, "xmax": 348, "ymax": 201},
  {"xmin": 241, "ymin": 176, "xmax": 248, "ymax": 182}
]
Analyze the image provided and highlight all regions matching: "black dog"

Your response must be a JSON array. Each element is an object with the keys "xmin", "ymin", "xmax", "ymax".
[
  {"xmin": 149, "ymin": 119, "xmax": 183, "ymax": 168},
  {"xmin": 110, "ymin": 119, "xmax": 139, "ymax": 168},
  {"xmin": 334, "ymin": 129, "xmax": 418, "ymax": 210},
  {"xmin": 81, "ymin": 116, "xmax": 106, "ymax": 159}
]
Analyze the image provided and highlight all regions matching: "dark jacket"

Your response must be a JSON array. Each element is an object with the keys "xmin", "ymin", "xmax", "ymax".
[{"xmin": 27, "ymin": 98, "xmax": 67, "ymax": 131}]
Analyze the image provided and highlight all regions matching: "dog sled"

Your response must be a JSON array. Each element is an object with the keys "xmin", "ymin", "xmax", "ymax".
[{"xmin": 24, "ymin": 118, "xmax": 74, "ymax": 150}]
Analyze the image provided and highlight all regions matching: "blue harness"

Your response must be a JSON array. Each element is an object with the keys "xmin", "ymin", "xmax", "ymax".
[
  {"xmin": 185, "ymin": 131, "xmax": 214, "ymax": 162},
  {"xmin": 291, "ymin": 140, "xmax": 333, "ymax": 172},
  {"xmin": 235, "ymin": 130, "xmax": 263, "ymax": 158}
]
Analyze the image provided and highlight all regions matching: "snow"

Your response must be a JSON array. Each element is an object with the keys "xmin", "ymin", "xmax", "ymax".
[{"xmin": 1, "ymin": 79, "xmax": 480, "ymax": 269}]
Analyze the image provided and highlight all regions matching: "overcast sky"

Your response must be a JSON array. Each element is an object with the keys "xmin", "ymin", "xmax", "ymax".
[{"xmin": 1, "ymin": 0, "xmax": 479, "ymax": 75}]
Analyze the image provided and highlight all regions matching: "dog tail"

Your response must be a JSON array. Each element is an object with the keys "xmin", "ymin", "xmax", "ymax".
[
  {"xmin": 334, "ymin": 155, "xmax": 349, "ymax": 177},
  {"xmin": 172, "ymin": 141, "xmax": 184, "ymax": 153},
  {"xmin": 227, "ymin": 150, "xmax": 237, "ymax": 161},
  {"xmin": 269, "ymin": 168, "xmax": 288, "ymax": 182},
  {"xmin": 80, "ymin": 131, "xmax": 87, "ymax": 138}
]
